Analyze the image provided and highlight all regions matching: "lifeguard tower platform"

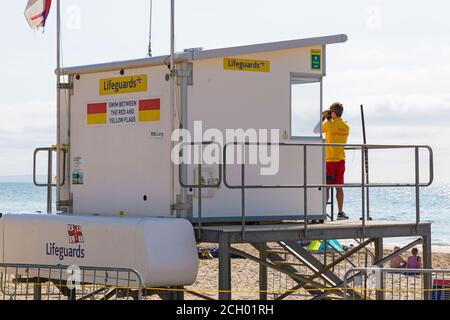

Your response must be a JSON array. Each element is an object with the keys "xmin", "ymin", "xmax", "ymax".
[{"xmin": 1, "ymin": 34, "xmax": 435, "ymax": 300}]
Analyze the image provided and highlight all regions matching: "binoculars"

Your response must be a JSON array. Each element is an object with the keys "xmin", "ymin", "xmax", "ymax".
[{"xmin": 323, "ymin": 110, "xmax": 332, "ymax": 120}]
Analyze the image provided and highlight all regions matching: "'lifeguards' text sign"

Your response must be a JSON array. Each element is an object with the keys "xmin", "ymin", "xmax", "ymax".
[
  {"xmin": 223, "ymin": 58, "xmax": 270, "ymax": 73},
  {"xmin": 99, "ymin": 75, "xmax": 148, "ymax": 95}
]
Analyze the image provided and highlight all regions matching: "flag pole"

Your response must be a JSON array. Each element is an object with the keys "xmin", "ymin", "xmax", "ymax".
[
  {"xmin": 170, "ymin": 0, "xmax": 174, "ymax": 68},
  {"xmin": 55, "ymin": 0, "xmax": 61, "ymax": 213},
  {"xmin": 148, "ymin": 0, "xmax": 153, "ymax": 57},
  {"xmin": 360, "ymin": 104, "xmax": 371, "ymax": 221}
]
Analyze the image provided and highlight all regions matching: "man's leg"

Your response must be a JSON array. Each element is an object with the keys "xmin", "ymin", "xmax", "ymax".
[
  {"xmin": 335, "ymin": 160, "xmax": 348, "ymax": 219},
  {"xmin": 336, "ymin": 187, "xmax": 344, "ymax": 213},
  {"xmin": 325, "ymin": 162, "xmax": 333, "ymax": 211}
]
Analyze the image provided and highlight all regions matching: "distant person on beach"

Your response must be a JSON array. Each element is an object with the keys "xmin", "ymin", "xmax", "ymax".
[
  {"xmin": 390, "ymin": 246, "xmax": 407, "ymax": 268},
  {"xmin": 322, "ymin": 102, "xmax": 350, "ymax": 220},
  {"xmin": 406, "ymin": 248, "xmax": 423, "ymax": 269}
]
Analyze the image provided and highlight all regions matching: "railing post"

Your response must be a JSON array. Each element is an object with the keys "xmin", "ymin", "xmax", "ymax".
[
  {"xmin": 198, "ymin": 162, "xmax": 202, "ymax": 238},
  {"xmin": 241, "ymin": 162, "xmax": 246, "ymax": 239},
  {"xmin": 361, "ymin": 146, "xmax": 365, "ymax": 232},
  {"xmin": 343, "ymin": 269, "xmax": 355, "ymax": 300},
  {"xmin": 218, "ymin": 232, "xmax": 232, "ymax": 300},
  {"xmin": 33, "ymin": 283, "xmax": 42, "ymax": 300},
  {"xmin": 422, "ymin": 227, "xmax": 432, "ymax": 300},
  {"xmin": 303, "ymin": 145, "xmax": 308, "ymax": 237},
  {"xmin": 256, "ymin": 243, "xmax": 268, "ymax": 300},
  {"xmin": 330, "ymin": 188, "xmax": 334, "ymax": 221},
  {"xmin": 171, "ymin": 286, "xmax": 184, "ymax": 300},
  {"xmin": 374, "ymin": 238, "xmax": 384, "ymax": 300},
  {"xmin": 415, "ymin": 147, "xmax": 420, "ymax": 229},
  {"xmin": 47, "ymin": 149, "xmax": 53, "ymax": 214}
]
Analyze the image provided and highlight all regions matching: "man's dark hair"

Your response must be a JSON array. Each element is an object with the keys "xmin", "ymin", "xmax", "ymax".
[{"xmin": 330, "ymin": 102, "xmax": 344, "ymax": 117}]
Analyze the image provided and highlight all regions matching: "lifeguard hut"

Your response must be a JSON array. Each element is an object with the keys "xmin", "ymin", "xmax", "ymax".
[{"xmin": 54, "ymin": 34, "xmax": 346, "ymax": 221}]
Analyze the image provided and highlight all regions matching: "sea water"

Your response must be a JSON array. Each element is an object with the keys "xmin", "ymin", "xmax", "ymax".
[
  {"xmin": 0, "ymin": 182, "xmax": 449, "ymax": 250},
  {"xmin": 343, "ymin": 184, "xmax": 450, "ymax": 251},
  {"xmin": 0, "ymin": 182, "xmax": 55, "ymax": 213}
]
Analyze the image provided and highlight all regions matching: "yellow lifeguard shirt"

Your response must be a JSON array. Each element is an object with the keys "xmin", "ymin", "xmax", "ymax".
[{"xmin": 322, "ymin": 118, "xmax": 350, "ymax": 162}]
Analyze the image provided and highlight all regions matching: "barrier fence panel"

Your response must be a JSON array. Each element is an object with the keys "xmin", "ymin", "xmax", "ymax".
[
  {"xmin": 0, "ymin": 263, "xmax": 144, "ymax": 300},
  {"xmin": 267, "ymin": 242, "xmax": 374, "ymax": 300},
  {"xmin": 343, "ymin": 267, "xmax": 450, "ymax": 300}
]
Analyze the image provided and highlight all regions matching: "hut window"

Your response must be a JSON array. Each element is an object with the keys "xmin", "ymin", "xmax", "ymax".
[{"xmin": 290, "ymin": 75, "xmax": 322, "ymax": 138}]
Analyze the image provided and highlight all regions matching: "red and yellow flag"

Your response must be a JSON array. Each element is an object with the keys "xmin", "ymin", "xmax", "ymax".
[
  {"xmin": 139, "ymin": 99, "xmax": 160, "ymax": 122},
  {"xmin": 87, "ymin": 103, "xmax": 107, "ymax": 125}
]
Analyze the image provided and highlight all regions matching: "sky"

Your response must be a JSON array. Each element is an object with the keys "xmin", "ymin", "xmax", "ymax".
[{"xmin": 0, "ymin": 0, "xmax": 449, "ymax": 183}]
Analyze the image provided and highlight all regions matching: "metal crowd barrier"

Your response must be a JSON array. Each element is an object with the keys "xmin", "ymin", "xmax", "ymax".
[
  {"xmin": 267, "ymin": 244, "xmax": 375, "ymax": 300},
  {"xmin": 343, "ymin": 267, "xmax": 450, "ymax": 300},
  {"xmin": 0, "ymin": 263, "xmax": 144, "ymax": 300}
]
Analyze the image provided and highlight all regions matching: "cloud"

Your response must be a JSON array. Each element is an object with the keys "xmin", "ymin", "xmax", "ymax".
[
  {"xmin": 343, "ymin": 94, "xmax": 450, "ymax": 128},
  {"xmin": 322, "ymin": 45, "xmax": 450, "ymax": 182},
  {"xmin": 0, "ymin": 101, "xmax": 55, "ymax": 176},
  {"xmin": 326, "ymin": 45, "xmax": 450, "ymax": 98},
  {"xmin": 0, "ymin": 100, "xmax": 54, "ymax": 130}
]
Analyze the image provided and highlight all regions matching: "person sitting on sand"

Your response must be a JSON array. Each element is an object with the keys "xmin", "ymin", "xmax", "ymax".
[
  {"xmin": 406, "ymin": 248, "xmax": 423, "ymax": 269},
  {"xmin": 390, "ymin": 246, "xmax": 406, "ymax": 268}
]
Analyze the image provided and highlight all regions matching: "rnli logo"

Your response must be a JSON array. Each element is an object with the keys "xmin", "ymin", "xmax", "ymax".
[
  {"xmin": 68, "ymin": 224, "xmax": 84, "ymax": 244},
  {"xmin": 135, "ymin": 76, "xmax": 144, "ymax": 85}
]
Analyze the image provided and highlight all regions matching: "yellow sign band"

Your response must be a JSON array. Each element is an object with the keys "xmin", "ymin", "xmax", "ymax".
[
  {"xmin": 224, "ymin": 58, "xmax": 270, "ymax": 72},
  {"xmin": 87, "ymin": 113, "xmax": 107, "ymax": 125},
  {"xmin": 139, "ymin": 110, "xmax": 160, "ymax": 122}
]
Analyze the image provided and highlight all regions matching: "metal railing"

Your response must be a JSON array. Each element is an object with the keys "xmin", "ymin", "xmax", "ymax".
[
  {"xmin": 178, "ymin": 141, "xmax": 223, "ymax": 236},
  {"xmin": 0, "ymin": 263, "xmax": 144, "ymax": 300},
  {"xmin": 343, "ymin": 267, "xmax": 450, "ymax": 300},
  {"xmin": 222, "ymin": 142, "xmax": 433, "ymax": 237},
  {"xmin": 179, "ymin": 142, "xmax": 433, "ymax": 237},
  {"xmin": 33, "ymin": 146, "xmax": 68, "ymax": 213}
]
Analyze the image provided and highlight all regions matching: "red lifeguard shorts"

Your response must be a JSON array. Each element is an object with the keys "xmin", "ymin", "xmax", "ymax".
[{"xmin": 326, "ymin": 160, "xmax": 345, "ymax": 185}]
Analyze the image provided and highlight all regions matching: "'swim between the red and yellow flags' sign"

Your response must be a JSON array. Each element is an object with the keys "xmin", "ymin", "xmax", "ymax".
[{"xmin": 86, "ymin": 98, "xmax": 160, "ymax": 125}]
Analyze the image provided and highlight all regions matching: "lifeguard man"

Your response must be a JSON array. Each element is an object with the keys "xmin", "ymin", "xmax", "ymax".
[{"xmin": 322, "ymin": 102, "xmax": 350, "ymax": 220}]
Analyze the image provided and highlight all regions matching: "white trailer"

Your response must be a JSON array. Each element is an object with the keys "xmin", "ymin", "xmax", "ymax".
[{"xmin": 0, "ymin": 213, "xmax": 198, "ymax": 287}]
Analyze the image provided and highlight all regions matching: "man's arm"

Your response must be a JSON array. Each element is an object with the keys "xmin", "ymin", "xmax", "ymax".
[
  {"xmin": 322, "ymin": 119, "xmax": 330, "ymax": 133},
  {"xmin": 322, "ymin": 110, "xmax": 332, "ymax": 132}
]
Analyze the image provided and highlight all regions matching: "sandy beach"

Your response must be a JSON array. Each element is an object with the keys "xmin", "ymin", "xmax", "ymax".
[{"xmin": 1, "ymin": 242, "xmax": 448, "ymax": 301}]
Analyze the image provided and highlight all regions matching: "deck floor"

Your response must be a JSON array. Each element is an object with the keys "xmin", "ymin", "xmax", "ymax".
[{"xmin": 196, "ymin": 219, "xmax": 432, "ymax": 242}]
